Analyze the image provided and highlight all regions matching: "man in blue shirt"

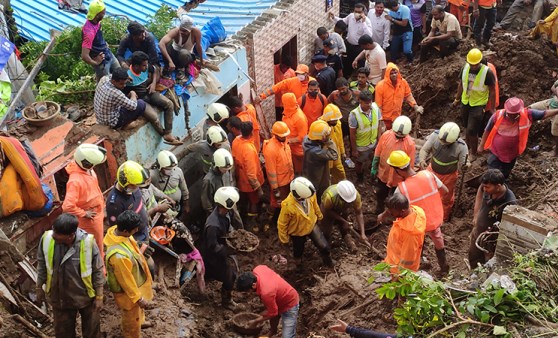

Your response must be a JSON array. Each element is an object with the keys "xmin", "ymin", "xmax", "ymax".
[{"xmin": 385, "ymin": 0, "xmax": 414, "ymax": 63}]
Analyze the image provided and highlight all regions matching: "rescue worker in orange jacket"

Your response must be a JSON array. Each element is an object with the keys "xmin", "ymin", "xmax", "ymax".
[
  {"xmin": 260, "ymin": 64, "xmax": 315, "ymax": 104},
  {"xmin": 382, "ymin": 193, "xmax": 426, "ymax": 273},
  {"xmin": 263, "ymin": 121, "xmax": 295, "ymax": 228},
  {"xmin": 483, "ymin": 54, "xmax": 500, "ymax": 112},
  {"xmin": 479, "ymin": 97, "xmax": 558, "ymax": 178},
  {"xmin": 298, "ymin": 80, "xmax": 328, "ymax": 125},
  {"xmin": 374, "ymin": 63, "xmax": 423, "ymax": 130},
  {"xmin": 321, "ymin": 104, "xmax": 347, "ymax": 183},
  {"xmin": 229, "ymin": 96, "xmax": 262, "ymax": 153},
  {"xmin": 274, "ymin": 55, "xmax": 297, "ymax": 121},
  {"xmin": 232, "ymin": 121, "xmax": 265, "ymax": 232},
  {"xmin": 62, "ymin": 144, "xmax": 107, "ymax": 259},
  {"xmin": 282, "ymin": 93, "xmax": 309, "ymax": 175},
  {"xmin": 385, "ymin": 150, "xmax": 450, "ymax": 275},
  {"xmin": 371, "ymin": 115, "xmax": 416, "ymax": 214}
]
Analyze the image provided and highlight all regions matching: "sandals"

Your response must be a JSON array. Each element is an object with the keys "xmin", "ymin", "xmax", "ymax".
[{"xmin": 163, "ymin": 135, "xmax": 183, "ymax": 145}]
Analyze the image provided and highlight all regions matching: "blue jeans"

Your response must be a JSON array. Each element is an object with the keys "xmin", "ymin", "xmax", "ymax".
[
  {"xmin": 281, "ymin": 303, "xmax": 299, "ymax": 338},
  {"xmin": 390, "ymin": 31, "xmax": 413, "ymax": 62}
]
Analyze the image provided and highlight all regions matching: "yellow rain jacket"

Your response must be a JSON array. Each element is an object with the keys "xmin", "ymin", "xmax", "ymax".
[
  {"xmin": 277, "ymin": 193, "xmax": 323, "ymax": 243},
  {"xmin": 103, "ymin": 226, "xmax": 153, "ymax": 310}
]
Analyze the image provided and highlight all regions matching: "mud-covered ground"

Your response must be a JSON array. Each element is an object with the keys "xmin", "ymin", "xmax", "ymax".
[{"xmin": 4, "ymin": 14, "xmax": 558, "ymax": 338}]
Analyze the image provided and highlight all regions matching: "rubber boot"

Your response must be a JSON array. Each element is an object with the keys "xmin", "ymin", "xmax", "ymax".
[
  {"xmin": 435, "ymin": 248, "xmax": 450, "ymax": 277},
  {"xmin": 221, "ymin": 288, "xmax": 239, "ymax": 311},
  {"xmin": 343, "ymin": 234, "xmax": 357, "ymax": 253}
]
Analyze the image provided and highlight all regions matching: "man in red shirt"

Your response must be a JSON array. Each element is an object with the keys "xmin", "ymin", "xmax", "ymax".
[{"xmin": 237, "ymin": 265, "xmax": 300, "ymax": 338}]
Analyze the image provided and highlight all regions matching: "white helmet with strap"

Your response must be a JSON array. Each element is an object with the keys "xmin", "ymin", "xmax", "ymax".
[
  {"xmin": 214, "ymin": 186, "xmax": 240, "ymax": 209},
  {"xmin": 337, "ymin": 180, "xmax": 357, "ymax": 203},
  {"xmin": 157, "ymin": 150, "xmax": 178, "ymax": 168},
  {"xmin": 74, "ymin": 144, "xmax": 107, "ymax": 170},
  {"xmin": 290, "ymin": 177, "xmax": 316, "ymax": 199},
  {"xmin": 392, "ymin": 115, "xmax": 412, "ymax": 136},
  {"xmin": 206, "ymin": 126, "xmax": 228, "ymax": 147},
  {"xmin": 438, "ymin": 122, "xmax": 460, "ymax": 143},
  {"xmin": 207, "ymin": 103, "xmax": 229, "ymax": 123},
  {"xmin": 213, "ymin": 148, "xmax": 233, "ymax": 168}
]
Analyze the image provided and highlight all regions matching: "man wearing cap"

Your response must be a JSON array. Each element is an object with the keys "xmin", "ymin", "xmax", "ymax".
[
  {"xmin": 315, "ymin": 27, "xmax": 347, "ymax": 55},
  {"xmin": 312, "ymin": 55, "xmax": 337, "ymax": 97},
  {"xmin": 454, "ymin": 48, "xmax": 496, "ymax": 161},
  {"xmin": 117, "ymin": 22, "xmax": 161, "ymax": 69},
  {"xmin": 419, "ymin": 5, "xmax": 462, "ymax": 62},
  {"xmin": 159, "ymin": 14, "xmax": 204, "ymax": 77},
  {"xmin": 478, "ymin": 97, "xmax": 558, "ymax": 178},
  {"xmin": 260, "ymin": 64, "xmax": 316, "ymax": 105},
  {"xmin": 81, "ymin": 0, "xmax": 119, "ymax": 81},
  {"xmin": 352, "ymin": 34, "xmax": 387, "ymax": 86},
  {"xmin": 322, "ymin": 38, "xmax": 344, "ymax": 78}
]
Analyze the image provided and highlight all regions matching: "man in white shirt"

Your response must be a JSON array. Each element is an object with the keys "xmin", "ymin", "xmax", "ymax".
[
  {"xmin": 315, "ymin": 27, "xmax": 347, "ymax": 55},
  {"xmin": 330, "ymin": 3, "xmax": 373, "ymax": 76},
  {"xmin": 419, "ymin": 5, "xmax": 461, "ymax": 62},
  {"xmin": 352, "ymin": 35, "xmax": 387, "ymax": 85},
  {"xmin": 367, "ymin": 2, "xmax": 391, "ymax": 49}
]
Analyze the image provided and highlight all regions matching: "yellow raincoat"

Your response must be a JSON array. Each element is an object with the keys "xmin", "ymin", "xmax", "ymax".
[
  {"xmin": 328, "ymin": 120, "xmax": 346, "ymax": 183},
  {"xmin": 530, "ymin": 7, "xmax": 558, "ymax": 54},
  {"xmin": 277, "ymin": 193, "xmax": 323, "ymax": 244},
  {"xmin": 104, "ymin": 226, "xmax": 153, "ymax": 338}
]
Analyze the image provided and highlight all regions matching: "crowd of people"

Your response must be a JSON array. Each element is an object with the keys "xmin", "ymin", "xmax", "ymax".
[{"xmin": 33, "ymin": 0, "xmax": 558, "ymax": 337}]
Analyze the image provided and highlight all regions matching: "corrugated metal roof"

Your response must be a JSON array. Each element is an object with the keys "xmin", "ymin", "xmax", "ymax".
[{"xmin": 11, "ymin": 0, "xmax": 278, "ymax": 42}]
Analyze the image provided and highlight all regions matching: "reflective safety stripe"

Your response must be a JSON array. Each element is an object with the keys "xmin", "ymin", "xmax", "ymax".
[
  {"xmin": 399, "ymin": 171, "xmax": 439, "ymax": 204},
  {"xmin": 147, "ymin": 195, "xmax": 156, "ymax": 210},
  {"xmin": 432, "ymin": 157, "xmax": 458, "ymax": 166},
  {"xmin": 324, "ymin": 186, "xmax": 345, "ymax": 211},
  {"xmin": 164, "ymin": 187, "xmax": 178, "ymax": 195},
  {"xmin": 42, "ymin": 231, "xmax": 96, "ymax": 297},
  {"xmin": 80, "ymin": 234, "xmax": 95, "ymax": 298}
]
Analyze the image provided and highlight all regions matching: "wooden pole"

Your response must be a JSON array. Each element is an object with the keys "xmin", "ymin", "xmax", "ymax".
[{"xmin": 0, "ymin": 35, "xmax": 58, "ymax": 130}]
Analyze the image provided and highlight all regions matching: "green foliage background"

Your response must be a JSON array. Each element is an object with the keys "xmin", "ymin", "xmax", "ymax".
[{"xmin": 19, "ymin": 5, "xmax": 176, "ymax": 104}]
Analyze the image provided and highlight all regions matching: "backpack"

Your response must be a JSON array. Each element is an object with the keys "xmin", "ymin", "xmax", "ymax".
[{"xmin": 300, "ymin": 93, "xmax": 325, "ymax": 110}]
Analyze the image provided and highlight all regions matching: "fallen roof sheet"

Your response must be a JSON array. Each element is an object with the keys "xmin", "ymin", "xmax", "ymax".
[{"xmin": 11, "ymin": 0, "xmax": 279, "ymax": 42}]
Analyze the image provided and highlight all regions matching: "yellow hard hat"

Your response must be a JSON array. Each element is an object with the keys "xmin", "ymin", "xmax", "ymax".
[
  {"xmin": 117, "ymin": 160, "xmax": 147, "ymax": 188},
  {"xmin": 321, "ymin": 104, "xmax": 342, "ymax": 122},
  {"xmin": 386, "ymin": 150, "xmax": 411, "ymax": 169},
  {"xmin": 308, "ymin": 120, "xmax": 331, "ymax": 141},
  {"xmin": 466, "ymin": 48, "xmax": 483, "ymax": 65}
]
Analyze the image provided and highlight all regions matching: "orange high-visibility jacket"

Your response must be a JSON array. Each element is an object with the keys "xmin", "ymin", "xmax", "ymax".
[
  {"xmin": 262, "ymin": 137, "xmax": 294, "ymax": 190},
  {"xmin": 374, "ymin": 63, "xmax": 415, "ymax": 123},
  {"xmin": 268, "ymin": 76, "xmax": 316, "ymax": 100},
  {"xmin": 232, "ymin": 136, "xmax": 264, "ymax": 192},
  {"xmin": 375, "ymin": 130, "xmax": 416, "ymax": 187},
  {"xmin": 282, "ymin": 93, "xmax": 309, "ymax": 157},
  {"xmin": 485, "ymin": 62, "xmax": 500, "ymax": 111},
  {"xmin": 398, "ymin": 170, "xmax": 443, "ymax": 232},
  {"xmin": 484, "ymin": 108, "xmax": 532, "ymax": 155},
  {"xmin": 237, "ymin": 104, "xmax": 261, "ymax": 153},
  {"xmin": 385, "ymin": 205, "xmax": 426, "ymax": 273}
]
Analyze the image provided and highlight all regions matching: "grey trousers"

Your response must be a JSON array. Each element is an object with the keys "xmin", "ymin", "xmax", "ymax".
[
  {"xmin": 143, "ymin": 92, "xmax": 175, "ymax": 134},
  {"xmin": 52, "ymin": 301, "xmax": 101, "ymax": 338},
  {"xmin": 498, "ymin": 0, "xmax": 544, "ymax": 28}
]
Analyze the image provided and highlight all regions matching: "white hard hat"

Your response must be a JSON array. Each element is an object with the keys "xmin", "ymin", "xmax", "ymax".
[
  {"xmin": 214, "ymin": 186, "xmax": 240, "ymax": 209},
  {"xmin": 337, "ymin": 180, "xmax": 357, "ymax": 203},
  {"xmin": 207, "ymin": 103, "xmax": 229, "ymax": 123},
  {"xmin": 213, "ymin": 148, "xmax": 233, "ymax": 168},
  {"xmin": 392, "ymin": 115, "xmax": 412, "ymax": 136},
  {"xmin": 290, "ymin": 177, "xmax": 316, "ymax": 199},
  {"xmin": 438, "ymin": 122, "xmax": 460, "ymax": 143},
  {"xmin": 74, "ymin": 144, "xmax": 107, "ymax": 170},
  {"xmin": 206, "ymin": 126, "xmax": 228, "ymax": 146},
  {"xmin": 157, "ymin": 150, "xmax": 178, "ymax": 168}
]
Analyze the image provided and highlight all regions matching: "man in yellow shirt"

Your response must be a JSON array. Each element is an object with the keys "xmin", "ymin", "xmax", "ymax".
[
  {"xmin": 104, "ymin": 210, "xmax": 154, "ymax": 338},
  {"xmin": 277, "ymin": 177, "xmax": 333, "ymax": 268}
]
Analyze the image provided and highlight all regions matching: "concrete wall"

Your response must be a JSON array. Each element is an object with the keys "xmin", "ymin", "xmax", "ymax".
[
  {"xmin": 239, "ymin": 0, "xmax": 340, "ymax": 131},
  {"xmin": 123, "ymin": 46, "xmax": 250, "ymax": 166}
]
